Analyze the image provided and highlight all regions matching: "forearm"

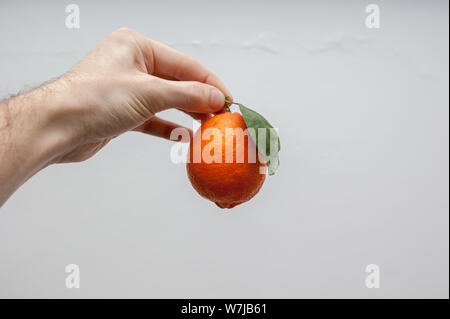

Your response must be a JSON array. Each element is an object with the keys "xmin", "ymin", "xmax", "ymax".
[
  {"xmin": 0, "ymin": 28, "xmax": 231, "ymax": 208},
  {"xmin": 0, "ymin": 81, "xmax": 72, "ymax": 207}
]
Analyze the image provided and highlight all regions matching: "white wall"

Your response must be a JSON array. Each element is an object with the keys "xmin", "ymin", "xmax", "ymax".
[{"xmin": 0, "ymin": 0, "xmax": 448, "ymax": 298}]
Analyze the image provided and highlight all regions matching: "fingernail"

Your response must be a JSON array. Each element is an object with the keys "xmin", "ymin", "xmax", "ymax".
[{"xmin": 209, "ymin": 89, "xmax": 225, "ymax": 109}]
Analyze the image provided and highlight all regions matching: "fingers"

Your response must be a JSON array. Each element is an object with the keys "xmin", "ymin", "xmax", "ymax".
[
  {"xmin": 150, "ymin": 41, "xmax": 232, "ymax": 98},
  {"xmin": 133, "ymin": 116, "xmax": 192, "ymax": 142},
  {"xmin": 131, "ymin": 31, "xmax": 232, "ymax": 100},
  {"xmin": 110, "ymin": 29, "xmax": 233, "ymax": 115},
  {"xmin": 143, "ymin": 77, "xmax": 225, "ymax": 113},
  {"xmin": 152, "ymin": 72, "xmax": 177, "ymax": 81}
]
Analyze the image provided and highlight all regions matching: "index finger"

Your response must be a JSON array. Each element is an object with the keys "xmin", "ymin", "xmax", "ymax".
[{"xmin": 133, "ymin": 31, "xmax": 233, "ymax": 101}]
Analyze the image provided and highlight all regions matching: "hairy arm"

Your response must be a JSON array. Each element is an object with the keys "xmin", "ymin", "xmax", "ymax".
[
  {"xmin": 0, "ymin": 81, "xmax": 72, "ymax": 206},
  {"xmin": 0, "ymin": 28, "xmax": 231, "ymax": 207}
]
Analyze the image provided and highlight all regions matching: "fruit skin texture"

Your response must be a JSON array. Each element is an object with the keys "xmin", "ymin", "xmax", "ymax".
[{"xmin": 186, "ymin": 112, "xmax": 266, "ymax": 209}]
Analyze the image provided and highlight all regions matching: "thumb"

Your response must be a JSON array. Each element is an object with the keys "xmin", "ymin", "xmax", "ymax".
[{"xmin": 147, "ymin": 77, "xmax": 226, "ymax": 113}]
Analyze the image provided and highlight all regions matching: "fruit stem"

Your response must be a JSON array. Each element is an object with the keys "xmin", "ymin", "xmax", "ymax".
[
  {"xmin": 224, "ymin": 97, "xmax": 245, "ymax": 111},
  {"xmin": 224, "ymin": 96, "xmax": 232, "ymax": 112}
]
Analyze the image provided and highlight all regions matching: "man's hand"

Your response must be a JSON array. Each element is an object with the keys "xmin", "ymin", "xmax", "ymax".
[{"xmin": 0, "ymin": 28, "xmax": 232, "ymax": 206}]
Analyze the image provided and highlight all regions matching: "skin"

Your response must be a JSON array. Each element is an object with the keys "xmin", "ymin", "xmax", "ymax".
[{"xmin": 0, "ymin": 28, "xmax": 232, "ymax": 207}]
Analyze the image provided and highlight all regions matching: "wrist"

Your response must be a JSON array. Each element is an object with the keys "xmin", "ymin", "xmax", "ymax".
[
  {"xmin": 12, "ymin": 80, "xmax": 76, "ymax": 158},
  {"xmin": 0, "ymin": 80, "xmax": 75, "ymax": 205}
]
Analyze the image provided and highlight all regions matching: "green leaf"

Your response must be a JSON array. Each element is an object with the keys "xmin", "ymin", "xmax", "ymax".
[{"xmin": 235, "ymin": 103, "xmax": 280, "ymax": 175}]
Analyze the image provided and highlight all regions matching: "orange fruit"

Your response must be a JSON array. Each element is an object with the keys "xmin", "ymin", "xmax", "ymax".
[{"xmin": 186, "ymin": 112, "xmax": 267, "ymax": 208}]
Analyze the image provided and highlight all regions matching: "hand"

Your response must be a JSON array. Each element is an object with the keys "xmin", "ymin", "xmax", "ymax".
[
  {"xmin": 52, "ymin": 27, "xmax": 232, "ymax": 163},
  {"xmin": 0, "ymin": 27, "xmax": 232, "ymax": 206}
]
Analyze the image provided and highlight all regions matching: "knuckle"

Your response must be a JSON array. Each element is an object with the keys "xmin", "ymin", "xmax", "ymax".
[
  {"xmin": 109, "ymin": 27, "xmax": 135, "ymax": 44},
  {"xmin": 106, "ymin": 28, "xmax": 139, "ymax": 58},
  {"xmin": 114, "ymin": 27, "xmax": 134, "ymax": 36}
]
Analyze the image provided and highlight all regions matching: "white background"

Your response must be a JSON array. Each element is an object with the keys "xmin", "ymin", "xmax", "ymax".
[{"xmin": 0, "ymin": 0, "xmax": 448, "ymax": 298}]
